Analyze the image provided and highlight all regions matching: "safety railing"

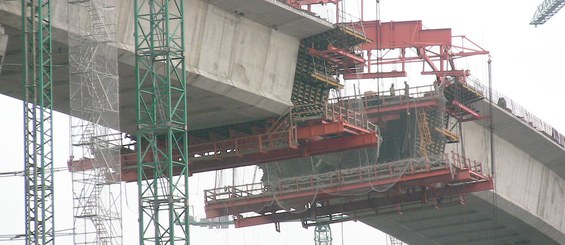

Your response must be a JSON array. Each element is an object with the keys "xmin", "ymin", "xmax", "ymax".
[
  {"xmin": 448, "ymin": 150, "xmax": 483, "ymax": 174},
  {"xmin": 467, "ymin": 77, "xmax": 565, "ymax": 148},
  {"xmin": 190, "ymin": 129, "xmax": 297, "ymax": 160},
  {"xmin": 292, "ymin": 102, "xmax": 378, "ymax": 132},
  {"xmin": 326, "ymin": 103, "xmax": 378, "ymax": 132},
  {"xmin": 336, "ymin": 11, "xmax": 367, "ymax": 40},
  {"xmin": 205, "ymin": 183, "xmax": 267, "ymax": 203},
  {"xmin": 204, "ymin": 153, "xmax": 484, "ymax": 204},
  {"xmin": 330, "ymin": 84, "xmax": 440, "ymax": 110}
]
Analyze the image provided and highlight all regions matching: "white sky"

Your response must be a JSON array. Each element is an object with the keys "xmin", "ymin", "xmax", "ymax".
[{"xmin": 1, "ymin": 0, "xmax": 564, "ymax": 244}]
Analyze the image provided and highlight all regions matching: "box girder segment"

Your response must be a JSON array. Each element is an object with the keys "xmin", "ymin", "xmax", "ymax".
[{"xmin": 22, "ymin": 0, "xmax": 55, "ymax": 244}]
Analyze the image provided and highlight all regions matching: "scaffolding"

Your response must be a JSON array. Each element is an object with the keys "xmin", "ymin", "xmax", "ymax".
[
  {"xmin": 388, "ymin": 235, "xmax": 405, "ymax": 245},
  {"xmin": 314, "ymin": 224, "xmax": 332, "ymax": 245},
  {"xmin": 0, "ymin": 24, "xmax": 8, "ymax": 74},
  {"xmin": 67, "ymin": 0, "xmax": 122, "ymax": 244},
  {"xmin": 22, "ymin": 0, "xmax": 55, "ymax": 244},
  {"xmin": 134, "ymin": 0, "xmax": 190, "ymax": 244}
]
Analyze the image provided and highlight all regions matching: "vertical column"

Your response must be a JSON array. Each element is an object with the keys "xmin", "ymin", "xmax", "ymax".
[
  {"xmin": 22, "ymin": 0, "xmax": 54, "ymax": 244},
  {"xmin": 135, "ymin": 0, "xmax": 190, "ymax": 244}
]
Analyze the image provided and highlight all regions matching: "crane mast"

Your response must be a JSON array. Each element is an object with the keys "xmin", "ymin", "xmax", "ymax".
[
  {"xmin": 530, "ymin": 0, "xmax": 565, "ymax": 25},
  {"xmin": 22, "ymin": 0, "xmax": 54, "ymax": 244},
  {"xmin": 134, "ymin": 0, "xmax": 190, "ymax": 244}
]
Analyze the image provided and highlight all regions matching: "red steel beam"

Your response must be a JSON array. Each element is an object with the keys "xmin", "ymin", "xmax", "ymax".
[
  {"xmin": 326, "ymin": 45, "xmax": 366, "ymax": 64},
  {"xmin": 359, "ymin": 20, "xmax": 452, "ymax": 51},
  {"xmin": 93, "ymin": 133, "xmax": 379, "ymax": 182},
  {"xmin": 421, "ymin": 70, "xmax": 466, "ymax": 77},
  {"xmin": 297, "ymin": 121, "xmax": 345, "ymax": 138},
  {"xmin": 344, "ymin": 70, "xmax": 407, "ymax": 79},
  {"xmin": 364, "ymin": 99, "xmax": 439, "ymax": 115},
  {"xmin": 452, "ymin": 100, "xmax": 481, "ymax": 119},
  {"xmin": 70, "ymin": 119, "xmax": 379, "ymax": 179}
]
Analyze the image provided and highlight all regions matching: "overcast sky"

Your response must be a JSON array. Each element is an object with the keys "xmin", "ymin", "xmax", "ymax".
[{"xmin": 1, "ymin": 0, "xmax": 564, "ymax": 244}]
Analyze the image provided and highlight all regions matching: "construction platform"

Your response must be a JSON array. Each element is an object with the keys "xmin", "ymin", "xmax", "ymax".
[{"xmin": 204, "ymin": 152, "xmax": 492, "ymax": 228}]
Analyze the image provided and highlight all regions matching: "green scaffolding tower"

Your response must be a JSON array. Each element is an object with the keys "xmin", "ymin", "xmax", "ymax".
[
  {"xmin": 134, "ymin": 0, "xmax": 190, "ymax": 244},
  {"xmin": 22, "ymin": 0, "xmax": 54, "ymax": 244}
]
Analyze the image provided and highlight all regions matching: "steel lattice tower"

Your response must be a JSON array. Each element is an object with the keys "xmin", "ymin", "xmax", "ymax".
[
  {"xmin": 22, "ymin": 0, "xmax": 54, "ymax": 244},
  {"xmin": 134, "ymin": 0, "xmax": 190, "ymax": 244}
]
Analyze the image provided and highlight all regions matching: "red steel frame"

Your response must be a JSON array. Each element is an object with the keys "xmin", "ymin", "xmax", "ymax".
[
  {"xmin": 452, "ymin": 100, "xmax": 481, "ymax": 119},
  {"xmin": 307, "ymin": 45, "xmax": 366, "ymax": 73},
  {"xmin": 69, "ymin": 105, "xmax": 380, "ymax": 182},
  {"xmin": 343, "ymin": 20, "xmax": 489, "ymax": 83}
]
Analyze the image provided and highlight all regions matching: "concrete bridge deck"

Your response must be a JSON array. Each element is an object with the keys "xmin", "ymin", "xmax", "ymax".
[{"xmin": 0, "ymin": 0, "xmax": 333, "ymax": 134}]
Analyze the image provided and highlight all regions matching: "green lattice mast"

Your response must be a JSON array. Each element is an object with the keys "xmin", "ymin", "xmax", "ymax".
[
  {"xmin": 22, "ymin": 0, "xmax": 54, "ymax": 244},
  {"xmin": 134, "ymin": 0, "xmax": 190, "ymax": 244}
]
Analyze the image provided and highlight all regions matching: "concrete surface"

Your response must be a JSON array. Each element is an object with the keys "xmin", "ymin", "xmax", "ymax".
[
  {"xmin": 0, "ymin": 0, "xmax": 333, "ymax": 133},
  {"xmin": 360, "ymin": 101, "xmax": 565, "ymax": 244}
]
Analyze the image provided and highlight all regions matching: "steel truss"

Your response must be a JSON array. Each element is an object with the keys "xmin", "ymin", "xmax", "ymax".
[
  {"xmin": 530, "ymin": 0, "xmax": 565, "ymax": 25},
  {"xmin": 22, "ymin": 0, "xmax": 54, "ymax": 244},
  {"xmin": 67, "ymin": 0, "xmax": 122, "ymax": 244},
  {"xmin": 134, "ymin": 0, "xmax": 189, "ymax": 244}
]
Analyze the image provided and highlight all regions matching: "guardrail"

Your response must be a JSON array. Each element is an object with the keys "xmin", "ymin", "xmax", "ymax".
[
  {"xmin": 467, "ymin": 77, "xmax": 565, "ymax": 148},
  {"xmin": 329, "ymin": 84, "xmax": 440, "ymax": 110},
  {"xmin": 292, "ymin": 102, "xmax": 378, "ymax": 132},
  {"xmin": 204, "ymin": 152, "xmax": 483, "ymax": 204},
  {"xmin": 190, "ymin": 129, "xmax": 297, "ymax": 160}
]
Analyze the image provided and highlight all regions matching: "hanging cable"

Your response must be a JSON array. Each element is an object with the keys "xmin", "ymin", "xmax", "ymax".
[
  {"xmin": 488, "ymin": 55, "xmax": 494, "ymax": 177},
  {"xmin": 487, "ymin": 55, "xmax": 498, "ymax": 244}
]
